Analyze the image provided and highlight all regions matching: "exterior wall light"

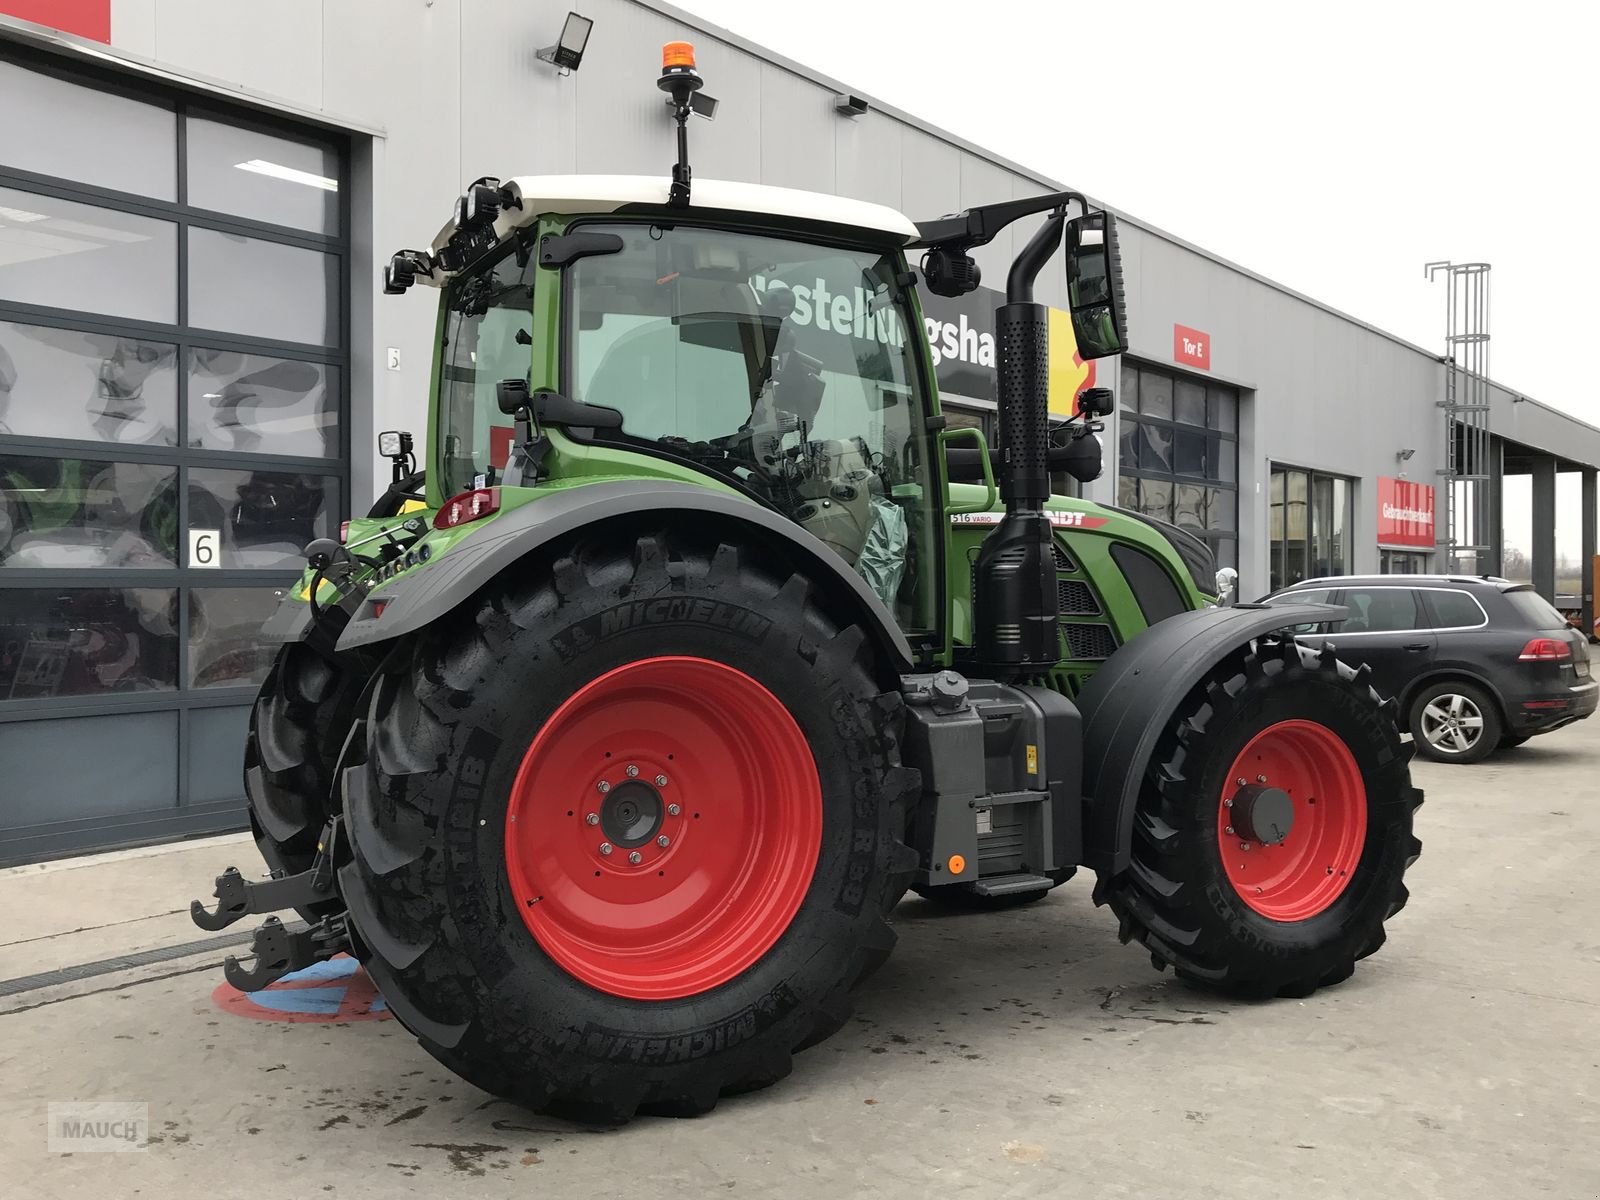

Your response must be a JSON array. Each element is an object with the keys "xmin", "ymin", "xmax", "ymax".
[{"xmin": 538, "ymin": 12, "xmax": 593, "ymax": 73}]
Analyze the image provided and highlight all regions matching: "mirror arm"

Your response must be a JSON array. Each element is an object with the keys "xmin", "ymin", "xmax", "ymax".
[
  {"xmin": 1006, "ymin": 210, "xmax": 1067, "ymax": 304},
  {"xmin": 913, "ymin": 189, "xmax": 1089, "ymax": 251}
]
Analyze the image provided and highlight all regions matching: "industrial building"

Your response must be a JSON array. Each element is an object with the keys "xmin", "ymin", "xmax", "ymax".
[{"xmin": 2, "ymin": 0, "xmax": 1597, "ymax": 862}]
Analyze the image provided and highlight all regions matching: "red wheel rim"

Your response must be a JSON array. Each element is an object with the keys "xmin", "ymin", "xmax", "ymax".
[
  {"xmin": 504, "ymin": 656, "xmax": 821, "ymax": 999},
  {"xmin": 1217, "ymin": 719, "xmax": 1367, "ymax": 921}
]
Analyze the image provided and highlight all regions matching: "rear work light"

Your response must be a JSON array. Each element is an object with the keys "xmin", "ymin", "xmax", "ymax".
[
  {"xmin": 434, "ymin": 487, "xmax": 502, "ymax": 531},
  {"xmin": 1518, "ymin": 637, "xmax": 1572, "ymax": 662}
]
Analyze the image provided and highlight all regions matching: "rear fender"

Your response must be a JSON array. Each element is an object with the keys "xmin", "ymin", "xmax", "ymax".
[
  {"xmin": 1077, "ymin": 602, "xmax": 1347, "ymax": 875},
  {"xmin": 334, "ymin": 480, "xmax": 916, "ymax": 671}
]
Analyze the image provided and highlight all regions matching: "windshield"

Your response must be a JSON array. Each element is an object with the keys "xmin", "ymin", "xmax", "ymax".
[
  {"xmin": 567, "ymin": 221, "xmax": 938, "ymax": 633},
  {"xmin": 437, "ymin": 245, "xmax": 536, "ymax": 496}
]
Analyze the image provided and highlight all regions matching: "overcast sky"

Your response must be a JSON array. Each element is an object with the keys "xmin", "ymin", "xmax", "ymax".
[{"xmin": 676, "ymin": 0, "xmax": 1597, "ymax": 563}]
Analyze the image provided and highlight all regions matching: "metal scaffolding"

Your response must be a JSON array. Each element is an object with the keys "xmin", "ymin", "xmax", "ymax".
[{"xmin": 1424, "ymin": 260, "xmax": 1493, "ymax": 574}]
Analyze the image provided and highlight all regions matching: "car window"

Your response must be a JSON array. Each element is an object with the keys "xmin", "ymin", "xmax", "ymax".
[
  {"xmin": 1336, "ymin": 588, "xmax": 1418, "ymax": 634},
  {"xmin": 1423, "ymin": 589, "xmax": 1485, "ymax": 629},
  {"xmin": 1503, "ymin": 589, "xmax": 1568, "ymax": 631},
  {"xmin": 1266, "ymin": 587, "xmax": 1332, "ymax": 634}
]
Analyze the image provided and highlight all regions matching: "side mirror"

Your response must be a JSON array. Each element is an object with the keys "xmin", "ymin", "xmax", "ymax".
[{"xmin": 1064, "ymin": 211, "xmax": 1128, "ymax": 361}]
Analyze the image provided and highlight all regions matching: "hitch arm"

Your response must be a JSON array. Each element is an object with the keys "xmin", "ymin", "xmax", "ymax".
[{"xmin": 190, "ymin": 864, "xmax": 338, "ymax": 931}]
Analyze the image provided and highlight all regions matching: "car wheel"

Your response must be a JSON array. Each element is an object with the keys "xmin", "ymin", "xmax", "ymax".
[{"xmin": 1409, "ymin": 681, "xmax": 1502, "ymax": 764}]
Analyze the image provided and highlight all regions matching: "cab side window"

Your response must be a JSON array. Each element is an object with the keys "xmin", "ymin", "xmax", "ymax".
[{"xmin": 1335, "ymin": 588, "xmax": 1419, "ymax": 634}]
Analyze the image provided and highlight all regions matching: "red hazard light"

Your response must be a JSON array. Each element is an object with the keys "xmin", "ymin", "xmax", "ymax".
[
  {"xmin": 434, "ymin": 487, "xmax": 502, "ymax": 531},
  {"xmin": 1517, "ymin": 637, "xmax": 1572, "ymax": 662}
]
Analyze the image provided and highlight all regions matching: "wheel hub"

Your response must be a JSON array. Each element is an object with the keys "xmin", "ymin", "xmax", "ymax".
[
  {"xmin": 1216, "ymin": 719, "xmax": 1368, "ymax": 922},
  {"xmin": 1229, "ymin": 782, "xmax": 1295, "ymax": 845},
  {"xmin": 600, "ymin": 780, "xmax": 665, "ymax": 848},
  {"xmin": 503, "ymin": 656, "xmax": 822, "ymax": 1000}
]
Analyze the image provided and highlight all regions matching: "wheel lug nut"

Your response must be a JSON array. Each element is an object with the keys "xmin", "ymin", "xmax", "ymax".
[
  {"xmin": 1236, "ymin": 777, "xmax": 1247, "ymax": 787},
  {"xmin": 667, "ymin": 803, "xmax": 681, "ymax": 817},
  {"xmin": 1225, "ymin": 825, "xmax": 1235, "ymax": 835},
  {"xmin": 656, "ymin": 774, "xmax": 669, "ymax": 787},
  {"xmin": 1239, "ymin": 842, "xmax": 1250, "ymax": 851},
  {"xmin": 628, "ymin": 850, "xmax": 642, "ymax": 864},
  {"xmin": 1223, "ymin": 798, "xmax": 1233, "ymax": 808},
  {"xmin": 597, "ymin": 780, "xmax": 611, "ymax": 794},
  {"xmin": 599, "ymin": 842, "xmax": 613, "ymax": 856},
  {"xmin": 1256, "ymin": 774, "xmax": 1267, "ymax": 783},
  {"xmin": 585, "ymin": 812, "xmax": 599, "ymax": 826},
  {"xmin": 657, "ymin": 835, "xmax": 671, "ymax": 848},
  {"xmin": 626, "ymin": 764, "xmax": 639, "ymax": 778}
]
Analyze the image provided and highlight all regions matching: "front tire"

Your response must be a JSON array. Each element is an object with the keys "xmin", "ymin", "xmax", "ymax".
[
  {"xmin": 340, "ymin": 532, "xmax": 918, "ymax": 1122},
  {"xmin": 1100, "ymin": 640, "xmax": 1422, "ymax": 998}
]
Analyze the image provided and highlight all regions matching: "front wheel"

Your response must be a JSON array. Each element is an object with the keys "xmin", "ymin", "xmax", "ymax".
[
  {"xmin": 340, "ymin": 532, "xmax": 918, "ymax": 1122},
  {"xmin": 1101, "ymin": 640, "xmax": 1422, "ymax": 998}
]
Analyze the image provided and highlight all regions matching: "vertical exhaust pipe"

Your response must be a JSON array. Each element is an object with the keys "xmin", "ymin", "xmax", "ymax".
[{"xmin": 972, "ymin": 212, "xmax": 1066, "ymax": 675}]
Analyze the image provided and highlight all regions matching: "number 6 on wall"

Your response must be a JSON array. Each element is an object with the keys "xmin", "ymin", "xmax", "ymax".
[{"xmin": 189, "ymin": 528, "xmax": 221, "ymax": 569}]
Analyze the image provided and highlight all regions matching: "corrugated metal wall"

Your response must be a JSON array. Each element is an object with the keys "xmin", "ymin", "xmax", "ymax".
[{"xmin": 54, "ymin": 0, "xmax": 1599, "ymax": 592}]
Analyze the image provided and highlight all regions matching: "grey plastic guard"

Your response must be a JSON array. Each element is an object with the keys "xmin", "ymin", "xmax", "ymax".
[{"xmin": 336, "ymin": 480, "xmax": 916, "ymax": 670}]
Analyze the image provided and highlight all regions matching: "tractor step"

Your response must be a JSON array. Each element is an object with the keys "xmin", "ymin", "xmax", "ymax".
[
  {"xmin": 970, "ymin": 872, "xmax": 1054, "ymax": 897},
  {"xmin": 223, "ymin": 914, "xmax": 350, "ymax": 992}
]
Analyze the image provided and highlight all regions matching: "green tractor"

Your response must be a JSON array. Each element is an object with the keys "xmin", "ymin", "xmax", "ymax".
[{"xmin": 194, "ymin": 45, "xmax": 1421, "ymax": 1123}]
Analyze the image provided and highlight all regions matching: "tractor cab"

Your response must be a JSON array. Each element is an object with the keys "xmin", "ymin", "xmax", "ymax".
[{"xmin": 416, "ymin": 180, "xmax": 943, "ymax": 628}]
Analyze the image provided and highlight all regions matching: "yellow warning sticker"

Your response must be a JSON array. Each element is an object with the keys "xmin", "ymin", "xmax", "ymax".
[{"xmin": 1026, "ymin": 744, "xmax": 1038, "ymax": 776}]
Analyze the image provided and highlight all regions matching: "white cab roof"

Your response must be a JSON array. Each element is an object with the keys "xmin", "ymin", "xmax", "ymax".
[{"xmin": 424, "ymin": 174, "xmax": 919, "ymax": 281}]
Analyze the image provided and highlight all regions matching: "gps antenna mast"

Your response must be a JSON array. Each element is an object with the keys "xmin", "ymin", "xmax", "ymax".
[{"xmin": 658, "ymin": 42, "xmax": 702, "ymax": 207}]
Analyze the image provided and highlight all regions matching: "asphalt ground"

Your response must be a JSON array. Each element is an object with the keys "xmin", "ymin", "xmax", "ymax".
[{"xmin": 2, "ymin": 718, "xmax": 1597, "ymax": 1199}]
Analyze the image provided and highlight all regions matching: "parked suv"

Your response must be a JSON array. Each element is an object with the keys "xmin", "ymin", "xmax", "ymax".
[{"xmin": 1263, "ymin": 575, "xmax": 1596, "ymax": 763}]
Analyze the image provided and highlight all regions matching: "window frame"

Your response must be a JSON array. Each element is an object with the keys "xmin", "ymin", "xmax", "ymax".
[
  {"xmin": 1116, "ymin": 361, "xmax": 1239, "ymax": 568},
  {"xmin": 1268, "ymin": 463, "xmax": 1356, "ymax": 592},
  {"xmin": 552, "ymin": 214, "xmax": 948, "ymax": 651}
]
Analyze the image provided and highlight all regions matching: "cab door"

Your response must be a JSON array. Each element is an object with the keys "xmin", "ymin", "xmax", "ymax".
[{"xmin": 1323, "ymin": 586, "xmax": 1436, "ymax": 702}]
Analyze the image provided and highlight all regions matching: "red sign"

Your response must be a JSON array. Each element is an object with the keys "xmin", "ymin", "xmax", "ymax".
[
  {"xmin": 1173, "ymin": 324, "xmax": 1210, "ymax": 371},
  {"xmin": 0, "ymin": 0, "xmax": 111, "ymax": 42},
  {"xmin": 1378, "ymin": 477, "xmax": 1435, "ymax": 549}
]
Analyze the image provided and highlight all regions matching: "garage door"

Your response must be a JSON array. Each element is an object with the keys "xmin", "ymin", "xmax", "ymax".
[{"xmin": 0, "ymin": 46, "xmax": 348, "ymax": 863}]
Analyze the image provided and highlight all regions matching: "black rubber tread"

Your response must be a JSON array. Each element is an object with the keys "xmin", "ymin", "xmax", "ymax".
[
  {"xmin": 1407, "ymin": 679, "xmax": 1503, "ymax": 765},
  {"xmin": 1097, "ymin": 639, "xmax": 1423, "ymax": 999},
  {"xmin": 911, "ymin": 867, "xmax": 1075, "ymax": 910},
  {"xmin": 341, "ymin": 530, "xmax": 919, "ymax": 1124},
  {"xmin": 1497, "ymin": 735, "xmax": 1531, "ymax": 750},
  {"xmin": 243, "ymin": 642, "xmax": 365, "ymax": 921}
]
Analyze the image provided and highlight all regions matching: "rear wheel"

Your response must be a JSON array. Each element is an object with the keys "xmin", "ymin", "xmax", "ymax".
[
  {"xmin": 341, "ymin": 532, "xmax": 918, "ymax": 1122},
  {"xmin": 1100, "ymin": 641, "xmax": 1422, "ymax": 998},
  {"xmin": 1408, "ymin": 680, "xmax": 1501, "ymax": 764}
]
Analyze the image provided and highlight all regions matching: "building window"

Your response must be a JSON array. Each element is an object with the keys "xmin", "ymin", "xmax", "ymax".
[
  {"xmin": 1381, "ymin": 549, "xmax": 1430, "ymax": 575},
  {"xmin": 1269, "ymin": 466, "xmax": 1353, "ymax": 591},
  {"xmin": 0, "ymin": 47, "xmax": 348, "ymax": 863},
  {"xmin": 1117, "ymin": 363, "xmax": 1238, "ymax": 568}
]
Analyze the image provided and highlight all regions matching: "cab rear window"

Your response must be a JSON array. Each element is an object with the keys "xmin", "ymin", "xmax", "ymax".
[{"xmin": 1503, "ymin": 589, "xmax": 1568, "ymax": 630}]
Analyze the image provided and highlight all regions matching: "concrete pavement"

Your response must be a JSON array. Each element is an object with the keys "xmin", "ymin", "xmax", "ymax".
[{"xmin": 2, "ymin": 723, "xmax": 1597, "ymax": 1199}]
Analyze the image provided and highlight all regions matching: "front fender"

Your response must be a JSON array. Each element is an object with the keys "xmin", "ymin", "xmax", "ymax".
[
  {"xmin": 1077, "ymin": 602, "xmax": 1347, "ymax": 875},
  {"xmin": 334, "ymin": 480, "xmax": 916, "ymax": 671}
]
